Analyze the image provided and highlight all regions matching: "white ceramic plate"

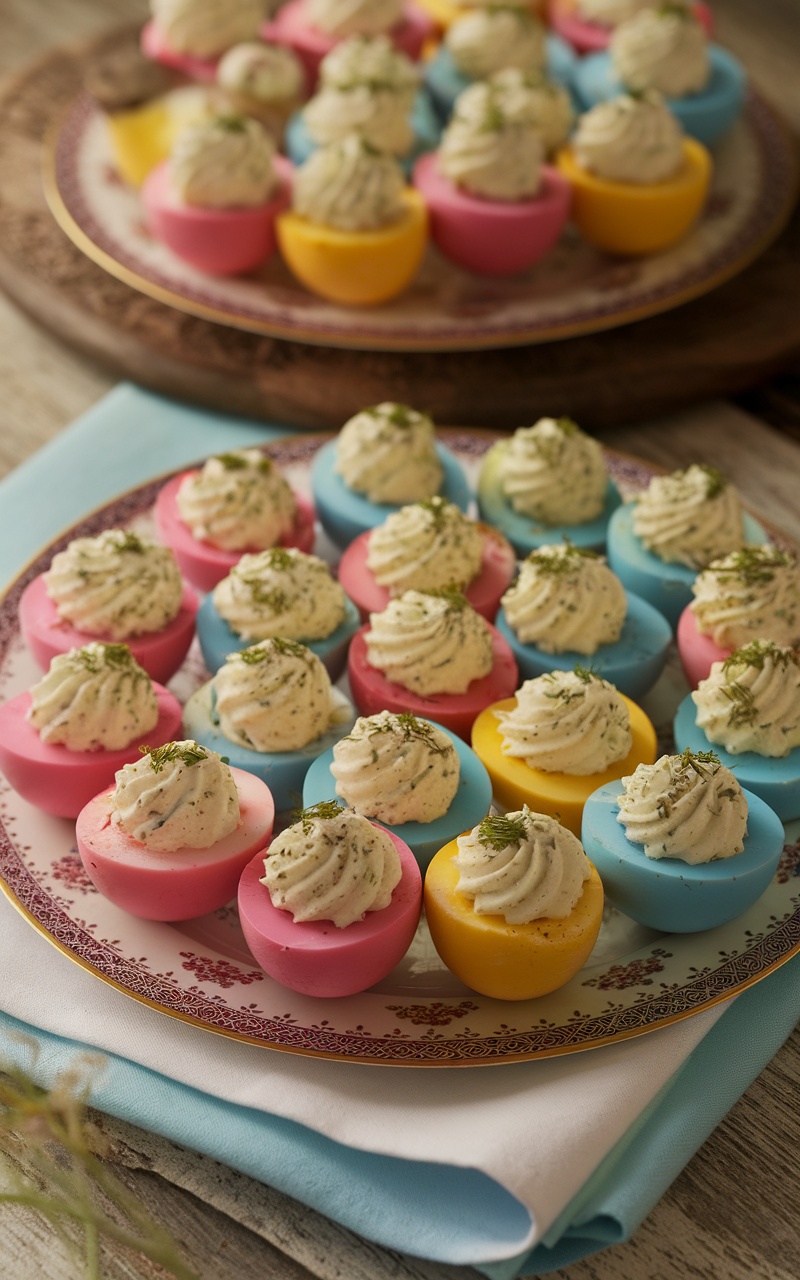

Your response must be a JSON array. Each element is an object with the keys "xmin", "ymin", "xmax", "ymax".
[
  {"xmin": 45, "ymin": 90, "xmax": 798, "ymax": 352},
  {"xmin": 1, "ymin": 434, "xmax": 798, "ymax": 1065}
]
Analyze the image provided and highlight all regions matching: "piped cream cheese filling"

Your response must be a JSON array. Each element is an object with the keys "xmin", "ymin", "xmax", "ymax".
[
  {"xmin": 497, "ymin": 668, "xmax": 632, "ymax": 774},
  {"xmin": 366, "ymin": 496, "xmax": 483, "ymax": 594},
  {"xmin": 497, "ymin": 417, "xmax": 607, "ymax": 523},
  {"xmin": 331, "ymin": 710, "xmax": 460, "ymax": 822},
  {"xmin": 365, "ymin": 588, "xmax": 494, "ymax": 694},
  {"xmin": 176, "ymin": 448, "xmax": 296, "ymax": 551},
  {"xmin": 692, "ymin": 640, "xmax": 800, "ymax": 757},
  {"xmin": 27, "ymin": 643, "xmax": 159, "ymax": 752},
  {"xmin": 212, "ymin": 547, "xmax": 347, "ymax": 642},
  {"xmin": 690, "ymin": 547, "xmax": 800, "ymax": 650},
  {"xmin": 616, "ymin": 749, "xmax": 748, "ymax": 863},
  {"xmin": 214, "ymin": 637, "xmax": 345, "ymax": 752},
  {"xmin": 632, "ymin": 464, "xmax": 744, "ymax": 569},
  {"xmin": 501, "ymin": 543, "xmax": 627, "ymax": 654},
  {"xmin": 335, "ymin": 402, "xmax": 443, "ymax": 503},
  {"xmin": 111, "ymin": 740, "xmax": 240, "ymax": 851},
  {"xmin": 454, "ymin": 807, "xmax": 592, "ymax": 922}
]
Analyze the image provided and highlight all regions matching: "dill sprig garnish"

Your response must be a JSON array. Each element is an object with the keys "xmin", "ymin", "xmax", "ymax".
[
  {"xmin": 108, "ymin": 530, "xmax": 146, "ymax": 555},
  {"xmin": 723, "ymin": 639, "xmax": 796, "ymax": 673},
  {"xmin": 366, "ymin": 402, "xmax": 420, "ymax": 429},
  {"xmin": 356, "ymin": 711, "xmax": 450, "ymax": 755},
  {"xmin": 524, "ymin": 543, "xmax": 599, "ymax": 575},
  {"xmin": 416, "ymin": 495, "xmax": 456, "ymax": 530},
  {"xmin": 721, "ymin": 680, "xmax": 757, "ymax": 728},
  {"xmin": 216, "ymin": 450, "xmax": 273, "ymax": 474},
  {"xmin": 294, "ymin": 800, "xmax": 346, "ymax": 833},
  {"xmin": 422, "ymin": 585, "xmax": 470, "ymax": 611},
  {"xmin": 541, "ymin": 666, "xmax": 598, "ymax": 703},
  {"xmin": 477, "ymin": 813, "xmax": 528, "ymax": 852},
  {"xmin": 142, "ymin": 742, "xmax": 208, "ymax": 772},
  {"xmin": 696, "ymin": 463, "xmax": 726, "ymax": 500},
  {"xmin": 655, "ymin": 749, "xmax": 721, "ymax": 820},
  {"xmin": 708, "ymin": 546, "xmax": 792, "ymax": 586},
  {"xmin": 76, "ymin": 643, "xmax": 136, "ymax": 672},
  {"xmin": 234, "ymin": 637, "xmax": 309, "ymax": 664}
]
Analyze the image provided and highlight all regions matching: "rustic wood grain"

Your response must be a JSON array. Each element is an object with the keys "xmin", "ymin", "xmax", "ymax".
[{"xmin": 0, "ymin": 22, "xmax": 799, "ymax": 432}]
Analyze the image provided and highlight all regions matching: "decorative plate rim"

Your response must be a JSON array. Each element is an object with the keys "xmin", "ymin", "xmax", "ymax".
[
  {"xmin": 1, "ymin": 433, "xmax": 799, "ymax": 1067},
  {"xmin": 42, "ymin": 87, "xmax": 800, "ymax": 354}
]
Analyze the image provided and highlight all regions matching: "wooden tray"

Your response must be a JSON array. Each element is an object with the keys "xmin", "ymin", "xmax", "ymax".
[{"xmin": 1, "ymin": 24, "xmax": 799, "ymax": 429}]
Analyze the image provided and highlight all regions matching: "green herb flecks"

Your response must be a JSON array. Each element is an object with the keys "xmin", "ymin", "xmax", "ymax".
[
  {"xmin": 477, "ymin": 813, "xmax": 528, "ymax": 852},
  {"xmin": 524, "ymin": 543, "xmax": 599, "ymax": 575},
  {"xmin": 234, "ymin": 637, "xmax": 310, "ymax": 665},
  {"xmin": 709, "ymin": 546, "xmax": 792, "ymax": 586},
  {"xmin": 76, "ymin": 643, "xmax": 136, "ymax": 672},
  {"xmin": 215, "ymin": 450, "xmax": 273, "ymax": 475},
  {"xmin": 143, "ymin": 742, "xmax": 208, "ymax": 772},
  {"xmin": 294, "ymin": 799, "xmax": 346, "ymax": 833}
]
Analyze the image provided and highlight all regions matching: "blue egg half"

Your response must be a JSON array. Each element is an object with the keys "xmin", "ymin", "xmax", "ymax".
[
  {"xmin": 183, "ymin": 680, "xmax": 356, "ymax": 812},
  {"xmin": 425, "ymin": 37, "xmax": 578, "ymax": 123},
  {"xmin": 582, "ymin": 779, "xmax": 785, "ymax": 932},
  {"xmin": 495, "ymin": 589, "xmax": 672, "ymax": 700},
  {"xmin": 572, "ymin": 46, "xmax": 746, "ymax": 147},
  {"xmin": 285, "ymin": 89, "xmax": 442, "ymax": 176},
  {"xmin": 606, "ymin": 503, "xmax": 767, "ymax": 633},
  {"xmin": 301, "ymin": 723, "xmax": 493, "ymax": 872},
  {"xmin": 195, "ymin": 592, "xmax": 361, "ymax": 678},
  {"xmin": 673, "ymin": 694, "xmax": 800, "ymax": 823},
  {"xmin": 476, "ymin": 442, "xmax": 622, "ymax": 556},
  {"xmin": 310, "ymin": 439, "xmax": 472, "ymax": 550}
]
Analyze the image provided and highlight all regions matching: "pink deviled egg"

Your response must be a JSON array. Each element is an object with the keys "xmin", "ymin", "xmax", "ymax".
[
  {"xmin": 142, "ymin": 114, "xmax": 292, "ymax": 276},
  {"xmin": 238, "ymin": 800, "xmax": 422, "ymax": 996},
  {"xmin": 19, "ymin": 528, "xmax": 197, "ymax": 686},
  {"xmin": 77, "ymin": 739, "xmax": 275, "ymax": 921},
  {"xmin": 155, "ymin": 448, "xmax": 315, "ymax": 592},
  {"xmin": 677, "ymin": 545, "xmax": 800, "ymax": 688},
  {"xmin": 337, "ymin": 495, "xmax": 516, "ymax": 622},
  {"xmin": 348, "ymin": 587, "xmax": 519, "ymax": 740},
  {"xmin": 142, "ymin": 0, "xmax": 266, "ymax": 82},
  {"xmin": 414, "ymin": 77, "xmax": 571, "ymax": 275},
  {"xmin": 549, "ymin": 0, "xmax": 712, "ymax": 57},
  {"xmin": 264, "ymin": 0, "xmax": 434, "ymax": 91},
  {"xmin": 0, "ymin": 643, "xmax": 182, "ymax": 819}
]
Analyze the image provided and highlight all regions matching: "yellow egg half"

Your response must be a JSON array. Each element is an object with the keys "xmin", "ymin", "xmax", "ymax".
[
  {"xmin": 105, "ymin": 87, "xmax": 213, "ymax": 188},
  {"xmin": 555, "ymin": 137, "xmax": 712, "ymax": 256},
  {"xmin": 471, "ymin": 694, "xmax": 657, "ymax": 836},
  {"xmin": 424, "ymin": 838, "xmax": 604, "ymax": 1001},
  {"xmin": 276, "ymin": 189, "xmax": 428, "ymax": 306}
]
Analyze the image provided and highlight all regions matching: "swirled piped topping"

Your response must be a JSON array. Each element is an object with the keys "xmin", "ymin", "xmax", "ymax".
[
  {"xmin": 292, "ymin": 134, "xmax": 406, "ymax": 231},
  {"xmin": 454, "ymin": 808, "xmax": 592, "ymax": 922},
  {"xmin": 111, "ymin": 740, "xmax": 240, "ymax": 851},
  {"xmin": 573, "ymin": 91, "xmax": 685, "ymax": 185},
  {"xmin": 304, "ymin": 35, "xmax": 418, "ymax": 153},
  {"xmin": 689, "ymin": 547, "xmax": 800, "ymax": 650},
  {"xmin": 212, "ymin": 547, "xmax": 347, "ymax": 641},
  {"xmin": 331, "ymin": 710, "xmax": 460, "ymax": 823},
  {"xmin": 151, "ymin": 0, "xmax": 264, "ymax": 57},
  {"xmin": 439, "ymin": 82, "xmax": 543, "ymax": 200},
  {"xmin": 26, "ymin": 643, "xmax": 159, "ymax": 752},
  {"xmin": 501, "ymin": 544, "xmax": 627, "ymax": 654},
  {"xmin": 497, "ymin": 667, "xmax": 631, "ymax": 775},
  {"xmin": 214, "ymin": 638, "xmax": 346, "ymax": 752},
  {"xmin": 306, "ymin": 0, "xmax": 404, "ymax": 39},
  {"xmin": 365, "ymin": 588, "xmax": 494, "ymax": 694},
  {"xmin": 481, "ymin": 68, "xmax": 574, "ymax": 154},
  {"xmin": 335, "ymin": 402, "xmax": 443, "ymax": 503},
  {"xmin": 366, "ymin": 497, "xmax": 484, "ymax": 594},
  {"xmin": 575, "ymin": 0, "xmax": 665, "ymax": 28},
  {"xmin": 692, "ymin": 641, "xmax": 800, "ymax": 758},
  {"xmin": 445, "ymin": 8, "xmax": 547, "ymax": 80},
  {"xmin": 217, "ymin": 40, "xmax": 305, "ymax": 104},
  {"xmin": 176, "ymin": 448, "xmax": 296, "ymax": 551},
  {"xmin": 611, "ymin": 6, "xmax": 709, "ymax": 97},
  {"xmin": 170, "ymin": 115, "xmax": 277, "ymax": 208},
  {"xmin": 261, "ymin": 800, "xmax": 401, "ymax": 927},
  {"xmin": 44, "ymin": 529, "xmax": 183, "ymax": 640},
  {"xmin": 632, "ymin": 464, "xmax": 744, "ymax": 569},
  {"xmin": 496, "ymin": 417, "xmax": 608, "ymax": 523},
  {"xmin": 616, "ymin": 749, "xmax": 748, "ymax": 863}
]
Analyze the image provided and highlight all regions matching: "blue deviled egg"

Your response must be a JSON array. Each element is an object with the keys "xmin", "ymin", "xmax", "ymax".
[
  {"xmin": 311, "ymin": 402, "xmax": 471, "ymax": 550},
  {"xmin": 582, "ymin": 750, "xmax": 785, "ymax": 933},
  {"xmin": 476, "ymin": 417, "xmax": 622, "ymax": 557},
  {"xmin": 184, "ymin": 637, "xmax": 355, "ymax": 811},
  {"xmin": 606, "ymin": 464, "xmax": 767, "ymax": 631},
  {"xmin": 496, "ymin": 542, "xmax": 671, "ymax": 700},
  {"xmin": 673, "ymin": 640, "xmax": 800, "ymax": 823},
  {"xmin": 573, "ymin": 7, "xmax": 745, "ymax": 147},
  {"xmin": 302, "ymin": 709, "xmax": 493, "ymax": 872},
  {"xmin": 196, "ymin": 546, "xmax": 360, "ymax": 678}
]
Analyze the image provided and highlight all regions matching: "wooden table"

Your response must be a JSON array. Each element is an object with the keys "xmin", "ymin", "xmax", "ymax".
[{"xmin": 0, "ymin": 3, "xmax": 799, "ymax": 1278}]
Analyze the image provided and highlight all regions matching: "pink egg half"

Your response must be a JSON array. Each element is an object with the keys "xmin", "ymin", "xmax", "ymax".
[
  {"xmin": 76, "ymin": 767, "xmax": 275, "ymax": 921},
  {"xmin": 347, "ymin": 623, "xmax": 519, "ymax": 740},
  {"xmin": 263, "ymin": 0, "xmax": 434, "ymax": 90},
  {"xmin": 142, "ymin": 157, "xmax": 293, "ymax": 277},
  {"xmin": 237, "ymin": 829, "xmax": 422, "ymax": 997},
  {"xmin": 413, "ymin": 153, "xmax": 571, "ymax": 276},
  {"xmin": 155, "ymin": 473, "xmax": 316, "ymax": 592},
  {"xmin": 547, "ymin": 0, "xmax": 712, "ymax": 54},
  {"xmin": 19, "ymin": 574, "xmax": 198, "ymax": 686},
  {"xmin": 337, "ymin": 524, "xmax": 516, "ymax": 623},
  {"xmin": 0, "ymin": 684, "xmax": 183, "ymax": 819},
  {"xmin": 676, "ymin": 604, "xmax": 731, "ymax": 689}
]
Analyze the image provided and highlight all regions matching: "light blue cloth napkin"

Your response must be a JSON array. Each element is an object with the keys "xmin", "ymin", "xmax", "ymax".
[{"xmin": 1, "ymin": 383, "xmax": 798, "ymax": 1275}]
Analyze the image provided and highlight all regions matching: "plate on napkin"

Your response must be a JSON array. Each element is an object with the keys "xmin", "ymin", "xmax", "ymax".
[
  {"xmin": 45, "ymin": 88, "xmax": 797, "ymax": 353},
  {"xmin": 1, "ymin": 433, "xmax": 799, "ymax": 1066}
]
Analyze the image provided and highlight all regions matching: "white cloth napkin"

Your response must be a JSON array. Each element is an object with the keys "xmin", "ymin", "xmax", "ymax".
[{"xmin": 1, "ymin": 889, "xmax": 725, "ymax": 1257}]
